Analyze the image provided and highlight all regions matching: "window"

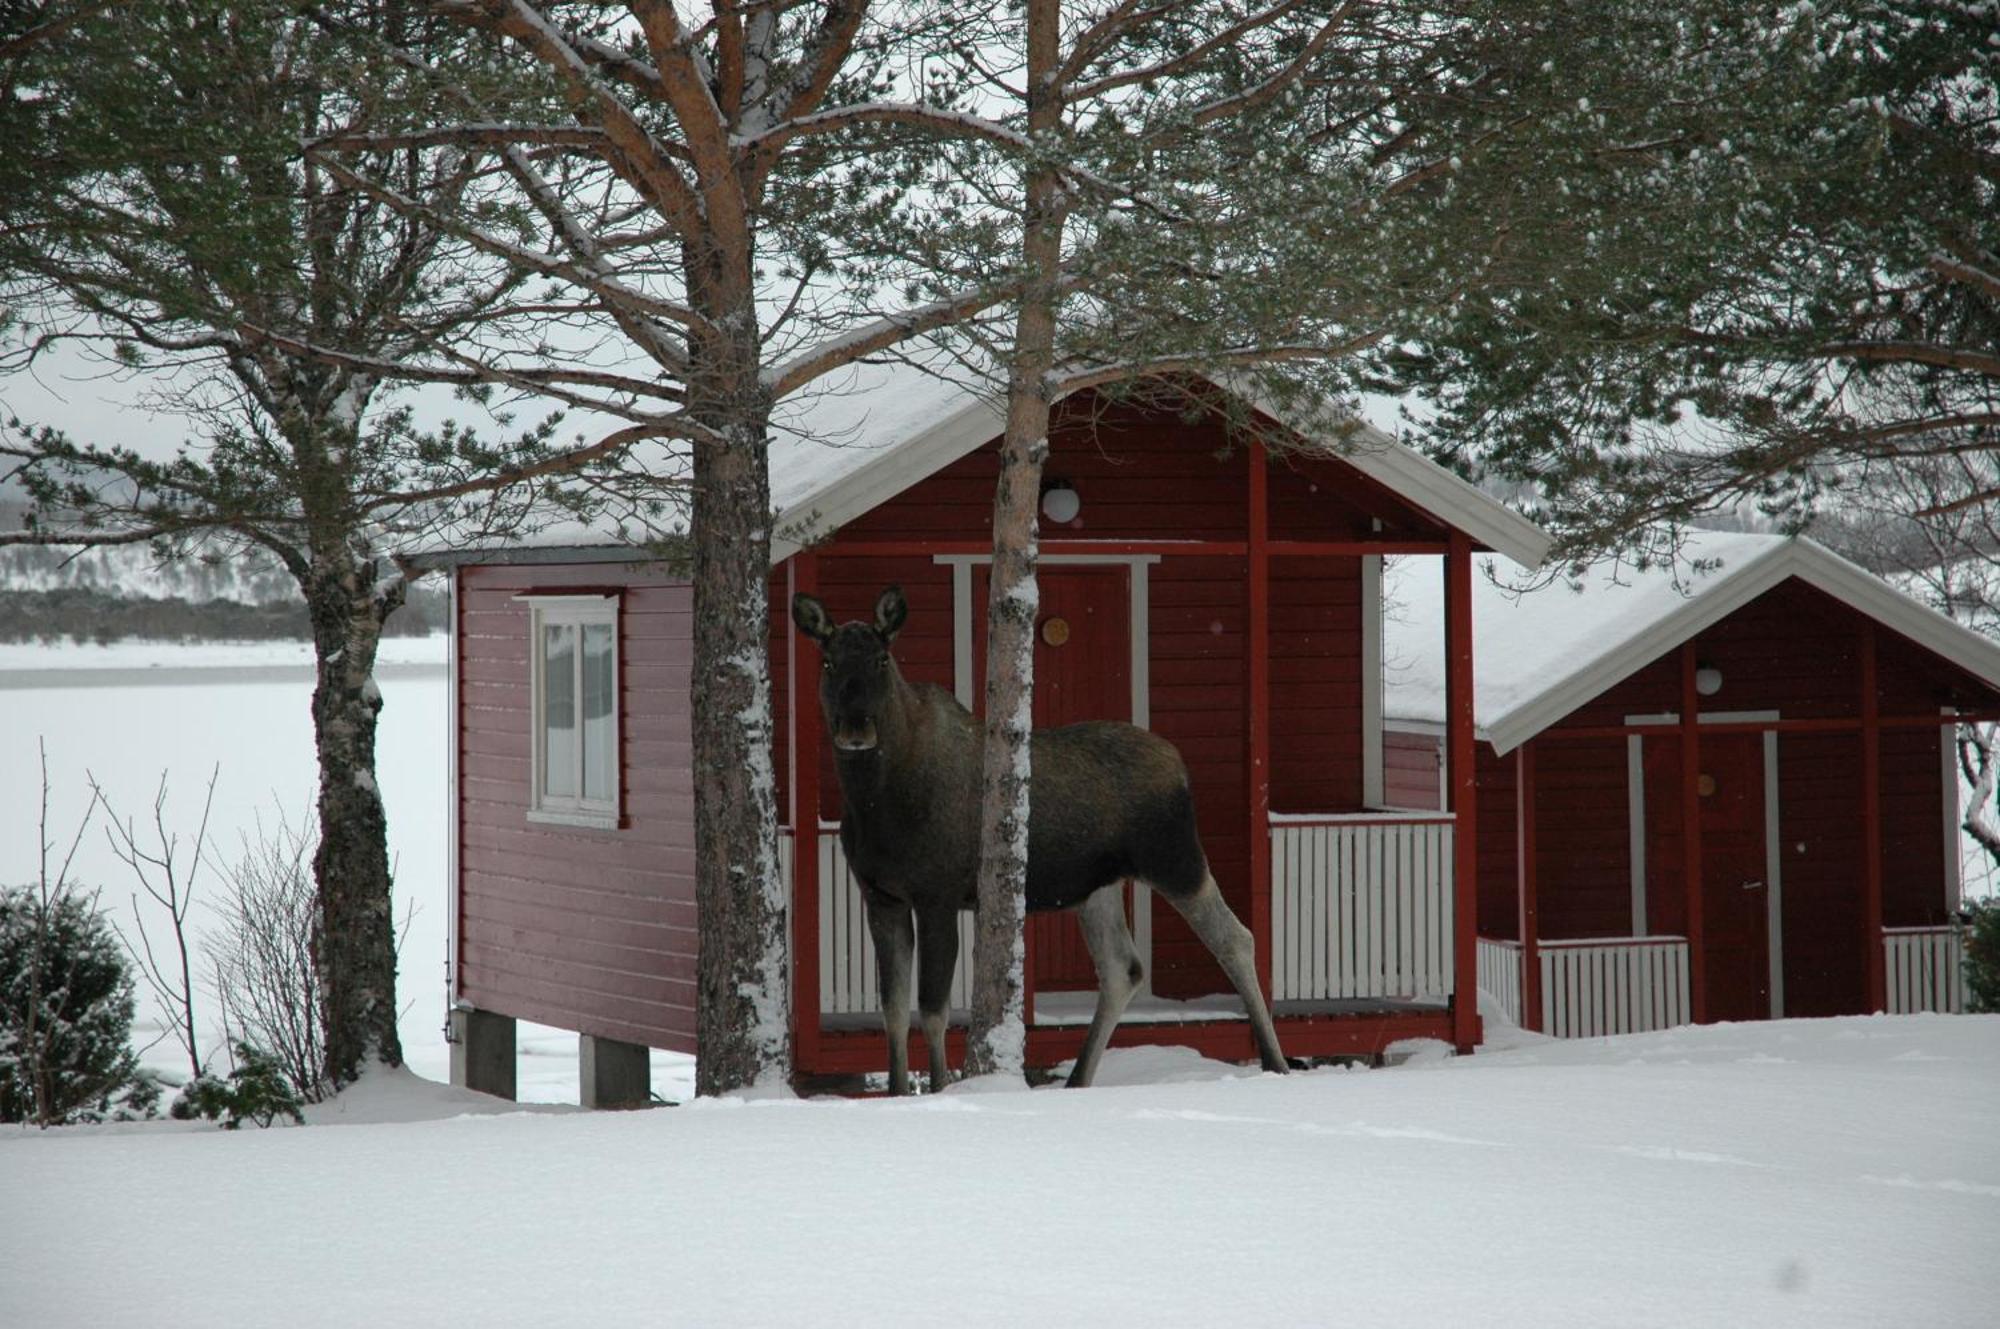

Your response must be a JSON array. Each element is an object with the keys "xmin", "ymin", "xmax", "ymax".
[{"xmin": 523, "ymin": 595, "xmax": 620, "ymax": 827}]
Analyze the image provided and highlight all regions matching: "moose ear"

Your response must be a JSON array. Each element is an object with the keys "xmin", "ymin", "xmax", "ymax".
[
  {"xmin": 791, "ymin": 593, "xmax": 834, "ymax": 645},
  {"xmin": 873, "ymin": 585, "xmax": 908, "ymax": 643}
]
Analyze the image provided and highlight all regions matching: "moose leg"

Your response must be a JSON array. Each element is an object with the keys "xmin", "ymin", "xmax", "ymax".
[
  {"xmin": 864, "ymin": 893, "xmax": 917, "ymax": 1095},
  {"xmin": 915, "ymin": 907, "xmax": 961, "ymax": 1093},
  {"xmin": 1068, "ymin": 885, "xmax": 1144, "ymax": 1089},
  {"xmin": 1167, "ymin": 874, "xmax": 1289, "ymax": 1074}
]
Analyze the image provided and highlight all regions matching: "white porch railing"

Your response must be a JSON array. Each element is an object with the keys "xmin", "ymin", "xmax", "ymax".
[
  {"xmin": 1884, "ymin": 926, "xmax": 1965, "ymax": 1014},
  {"xmin": 784, "ymin": 827, "xmax": 976, "ymax": 1016},
  {"xmin": 1269, "ymin": 814, "xmax": 1454, "ymax": 1002},
  {"xmin": 1539, "ymin": 937, "xmax": 1690, "ymax": 1038},
  {"xmin": 1476, "ymin": 937, "xmax": 1523, "ymax": 1028}
]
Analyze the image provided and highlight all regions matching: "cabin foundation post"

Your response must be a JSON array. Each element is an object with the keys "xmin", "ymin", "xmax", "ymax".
[
  {"xmin": 1446, "ymin": 533, "xmax": 1478, "ymax": 1052},
  {"xmin": 1517, "ymin": 742, "xmax": 1542, "ymax": 1033},
  {"xmin": 1861, "ymin": 625, "xmax": 1886, "ymax": 1012},
  {"xmin": 1680, "ymin": 643, "xmax": 1707, "ymax": 1024},
  {"xmin": 449, "ymin": 1006, "xmax": 517, "ymax": 1101},
  {"xmin": 580, "ymin": 1034, "xmax": 652, "ymax": 1109}
]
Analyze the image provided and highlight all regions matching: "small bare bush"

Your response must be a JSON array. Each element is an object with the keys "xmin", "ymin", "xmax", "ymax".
[{"xmin": 205, "ymin": 809, "xmax": 328, "ymax": 1103}]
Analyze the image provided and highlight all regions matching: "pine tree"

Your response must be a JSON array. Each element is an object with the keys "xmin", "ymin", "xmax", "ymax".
[{"xmin": 0, "ymin": 1, "xmax": 623, "ymax": 1087}]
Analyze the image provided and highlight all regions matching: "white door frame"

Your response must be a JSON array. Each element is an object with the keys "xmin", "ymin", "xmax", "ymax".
[
  {"xmin": 937, "ymin": 553, "xmax": 1159, "ymax": 991},
  {"xmin": 1626, "ymin": 710, "xmax": 1785, "ymax": 1018}
]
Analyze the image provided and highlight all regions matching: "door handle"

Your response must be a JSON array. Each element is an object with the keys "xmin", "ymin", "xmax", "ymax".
[{"xmin": 1741, "ymin": 880, "xmax": 1765, "ymax": 891}]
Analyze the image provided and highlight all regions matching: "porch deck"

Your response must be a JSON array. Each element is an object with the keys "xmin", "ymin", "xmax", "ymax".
[{"xmin": 789, "ymin": 812, "xmax": 1469, "ymax": 1074}]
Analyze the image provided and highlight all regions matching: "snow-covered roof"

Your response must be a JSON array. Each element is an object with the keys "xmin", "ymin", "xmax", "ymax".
[
  {"xmin": 1383, "ymin": 530, "xmax": 2000, "ymax": 755},
  {"xmin": 416, "ymin": 358, "xmax": 1551, "ymax": 568}
]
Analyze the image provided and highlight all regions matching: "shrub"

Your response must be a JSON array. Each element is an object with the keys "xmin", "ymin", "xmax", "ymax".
[
  {"xmin": 170, "ymin": 1042, "xmax": 306, "ymax": 1129},
  {"xmin": 204, "ymin": 810, "xmax": 329, "ymax": 1102},
  {"xmin": 0, "ymin": 884, "xmax": 145, "ymax": 1124},
  {"xmin": 1964, "ymin": 898, "xmax": 2000, "ymax": 1014}
]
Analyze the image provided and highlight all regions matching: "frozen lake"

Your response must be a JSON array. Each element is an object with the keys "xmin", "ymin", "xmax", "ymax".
[{"xmin": 0, "ymin": 638, "xmax": 693, "ymax": 1103}]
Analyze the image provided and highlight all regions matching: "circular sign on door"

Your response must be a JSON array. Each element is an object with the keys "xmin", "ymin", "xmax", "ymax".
[{"xmin": 1041, "ymin": 616, "xmax": 1071, "ymax": 646}]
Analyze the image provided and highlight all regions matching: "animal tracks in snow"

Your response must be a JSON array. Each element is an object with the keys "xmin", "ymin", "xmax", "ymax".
[
  {"xmin": 1126, "ymin": 1107, "xmax": 1503, "ymax": 1148},
  {"xmin": 1596, "ymin": 1144, "xmax": 1768, "ymax": 1168}
]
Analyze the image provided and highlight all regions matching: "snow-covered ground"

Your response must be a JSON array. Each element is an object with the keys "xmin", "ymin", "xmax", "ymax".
[
  {"xmin": 5, "ymin": 1015, "xmax": 1996, "ymax": 1326},
  {"xmin": 4, "ymin": 641, "xmax": 1997, "ymax": 1324}
]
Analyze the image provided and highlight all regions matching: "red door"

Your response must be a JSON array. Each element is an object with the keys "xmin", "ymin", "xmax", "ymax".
[
  {"xmin": 974, "ymin": 567, "xmax": 1131, "ymax": 991},
  {"xmin": 1698, "ymin": 734, "xmax": 1770, "ymax": 1022},
  {"xmin": 1645, "ymin": 732, "xmax": 1770, "ymax": 1021}
]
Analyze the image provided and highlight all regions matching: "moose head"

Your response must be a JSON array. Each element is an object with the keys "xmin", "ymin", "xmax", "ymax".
[{"xmin": 791, "ymin": 585, "xmax": 908, "ymax": 753}]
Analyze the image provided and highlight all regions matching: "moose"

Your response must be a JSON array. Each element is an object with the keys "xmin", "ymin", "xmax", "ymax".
[{"xmin": 792, "ymin": 585, "xmax": 1289, "ymax": 1093}]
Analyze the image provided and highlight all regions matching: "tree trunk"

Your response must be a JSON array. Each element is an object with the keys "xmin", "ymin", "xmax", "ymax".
[
  {"xmin": 688, "ymin": 277, "xmax": 791, "ymax": 1097},
  {"xmin": 965, "ymin": 0, "xmax": 1068, "ymax": 1081},
  {"xmin": 306, "ymin": 546, "xmax": 405, "ymax": 1086}
]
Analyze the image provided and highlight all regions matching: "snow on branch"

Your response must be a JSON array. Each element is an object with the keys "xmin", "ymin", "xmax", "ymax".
[
  {"xmin": 310, "ymin": 124, "xmax": 621, "ymax": 155},
  {"xmin": 738, "ymin": 101, "xmax": 1030, "ymax": 157},
  {"xmin": 763, "ymin": 284, "xmax": 1019, "ymax": 399},
  {"xmin": 364, "ymin": 420, "xmax": 702, "ymax": 511},
  {"xmin": 1050, "ymin": 334, "xmax": 1386, "ymax": 396},
  {"xmin": 306, "ymin": 152, "xmax": 707, "ymax": 337}
]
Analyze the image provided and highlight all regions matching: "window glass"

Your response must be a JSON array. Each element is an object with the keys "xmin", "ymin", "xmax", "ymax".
[
  {"xmin": 542, "ymin": 621, "xmax": 577, "ymax": 799},
  {"xmin": 581, "ymin": 621, "xmax": 615, "ymax": 803}
]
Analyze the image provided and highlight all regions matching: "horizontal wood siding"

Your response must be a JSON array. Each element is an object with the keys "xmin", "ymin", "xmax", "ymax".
[
  {"xmin": 1264, "ymin": 447, "xmax": 1444, "ymax": 543},
  {"xmin": 1531, "ymin": 739, "xmax": 1633, "ymax": 938},
  {"xmin": 835, "ymin": 392, "xmax": 1251, "ymax": 543},
  {"xmin": 1553, "ymin": 579, "xmax": 1990, "ymax": 728},
  {"xmin": 1267, "ymin": 556, "xmax": 1363, "ymax": 815},
  {"xmin": 1880, "ymin": 724, "xmax": 1947, "ymax": 927},
  {"xmin": 1146, "ymin": 556, "xmax": 1247, "ymax": 997},
  {"xmin": 457, "ymin": 561, "xmax": 699, "ymax": 1053},
  {"xmin": 1382, "ymin": 729, "xmax": 1443, "ymax": 811},
  {"xmin": 1474, "ymin": 744, "xmax": 1519, "ymax": 939}
]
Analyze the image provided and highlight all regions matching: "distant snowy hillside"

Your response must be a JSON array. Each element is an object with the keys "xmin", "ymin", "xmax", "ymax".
[{"xmin": 0, "ymin": 507, "xmax": 296, "ymax": 603}]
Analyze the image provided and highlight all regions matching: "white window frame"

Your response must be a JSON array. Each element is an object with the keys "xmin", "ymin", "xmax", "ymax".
[{"xmin": 519, "ymin": 593, "xmax": 621, "ymax": 829}]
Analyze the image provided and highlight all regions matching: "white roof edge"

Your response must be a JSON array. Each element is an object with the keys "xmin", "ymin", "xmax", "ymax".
[
  {"xmin": 1482, "ymin": 538, "xmax": 2000, "ymax": 755},
  {"xmin": 771, "ymin": 374, "xmax": 1552, "ymax": 569},
  {"xmin": 1335, "ymin": 419, "xmax": 1553, "ymax": 569},
  {"xmin": 770, "ymin": 391, "xmax": 1006, "ymax": 564}
]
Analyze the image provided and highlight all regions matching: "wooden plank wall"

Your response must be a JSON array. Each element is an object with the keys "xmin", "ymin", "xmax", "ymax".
[
  {"xmin": 1518, "ymin": 579, "xmax": 1968, "ymax": 1018},
  {"xmin": 1382, "ymin": 729, "xmax": 1443, "ymax": 811},
  {"xmin": 456, "ymin": 561, "xmax": 699, "ymax": 1053}
]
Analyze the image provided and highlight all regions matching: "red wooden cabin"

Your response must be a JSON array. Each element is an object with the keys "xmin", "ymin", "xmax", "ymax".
[
  {"xmin": 1379, "ymin": 532, "xmax": 2000, "ymax": 1038},
  {"xmin": 423, "ymin": 365, "xmax": 1550, "ymax": 1101}
]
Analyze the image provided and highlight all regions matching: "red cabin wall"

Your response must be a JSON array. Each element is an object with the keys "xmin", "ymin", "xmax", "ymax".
[
  {"xmin": 454, "ymin": 389, "xmax": 1460, "ymax": 1062},
  {"xmin": 1382, "ymin": 728, "xmax": 1444, "ymax": 811},
  {"xmin": 811, "ymin": 392, "xmax": 1413, "ymax": 1001},
  {"xmin": 456, "ymin": 561, "xmax": 699, "ymax": 1053},
  {"xmin": 1476, "ymin": 577, "xmax": 1972, "ymax": 1019}
]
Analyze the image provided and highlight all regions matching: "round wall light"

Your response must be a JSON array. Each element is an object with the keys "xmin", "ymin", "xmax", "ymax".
[
  {"xmin": 1695, "ymin": 665, "xmax": 1723, "ymax": 697},
  {"xmin": 1041, "ymin": 481, "xmax": 1081, "ymax": 524}
]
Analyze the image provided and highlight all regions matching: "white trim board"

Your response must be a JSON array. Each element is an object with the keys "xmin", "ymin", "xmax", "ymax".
[{"xmin": 1361, "ymin": 554, "xmax": 1384, "ymax": 807}]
